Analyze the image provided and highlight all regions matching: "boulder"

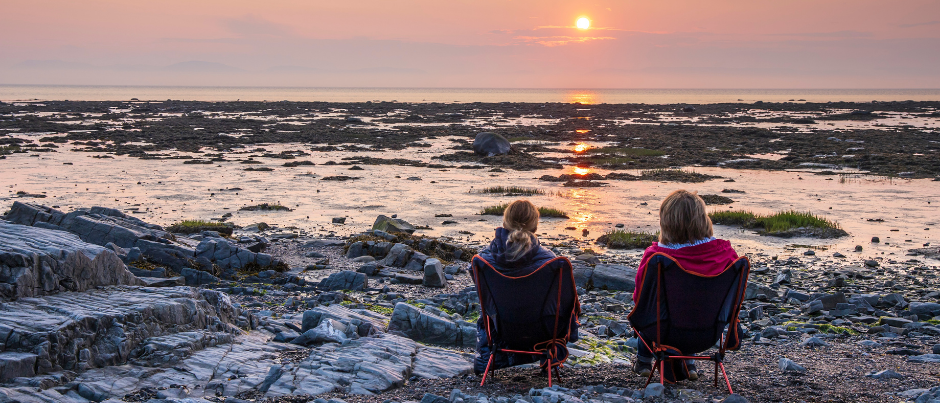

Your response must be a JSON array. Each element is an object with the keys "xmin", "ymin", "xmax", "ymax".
[
  {"xmin": 745, "ymin": 282, "xmax": 780, "ymax": 300},
  {"xmin": 0, "ymin": 220, "xmax": 144, "ymax": 300},
  {"xmin": 291, "ymin": 319, "xmax": 348, "ymax": 346},
  {"xmin": 472, "ymin": 132, "xmax": 512, "ymax": 157},
  {"xmin": 380, "ymin": 243, "xmax": 413, "ymax": 267},
  {"xmin": 301, "ymin": 304, "xmax": 386, "ymax": 336},
  {"xmin": 180, "ymin": 267, "xmax": 220, "ymax": 286},
  {"xmin": 591, "ymin": 264, "xmax": 637, "ymax": 291},
  {"xmin": 372, "ymin": 215, "xmax": 415, "ymax": 235},
  {"xmin": 318, "ymin": 271, "xmax": 367, "ymax": 291},
  {"xmin": 195, "ymin": 239, "xmax": 276, "ymax": 271},
  {"xmin": 423, "ymin": 258, "xmax": 447, "ymax": 288},
  {"xmin": 0, "ymin": 352, "xmax": 37, "ymax": 382},
  {"xmin": 387, "ymin": 302, "xmax": 475, "ymax": 347}
]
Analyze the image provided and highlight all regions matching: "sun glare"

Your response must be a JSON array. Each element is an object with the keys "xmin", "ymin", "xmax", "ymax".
[
  {"xmin": 576, "ymin": 17, "xmax": 590, "ymax": 29},
  {"xmin": 573, "ymin": 143, "xmax": 590, "ymax": 153}
]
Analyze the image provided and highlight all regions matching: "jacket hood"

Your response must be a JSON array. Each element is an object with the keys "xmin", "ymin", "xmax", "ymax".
[
  {"xmin": 487, "ymin": 227, "xmax": 543, "ymax": 267},
  {"xmin": 647, "ymin": 239, "xmax": 738, "ymax": 273}
]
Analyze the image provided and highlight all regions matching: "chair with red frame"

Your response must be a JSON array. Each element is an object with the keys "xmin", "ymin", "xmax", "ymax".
[
  {"xmin": 471, "ymin": 254, "xmax": 581, "ymax": 387},
  {"xmin": 627, "ymin": 253, "xmax": 750, "ymax": 393}
]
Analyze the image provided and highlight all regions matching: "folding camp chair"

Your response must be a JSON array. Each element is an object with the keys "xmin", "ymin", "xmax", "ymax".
[
  {"xmin": 627, "ymin": 253, "xmax": 750, "ymax": 393},
  {"xmin": 471, "ymin": 255, "xmax": 581, "ymax": 387}
]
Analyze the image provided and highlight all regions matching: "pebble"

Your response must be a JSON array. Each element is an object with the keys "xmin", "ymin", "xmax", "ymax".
[
  {"xmin": 778, "ymin": 357, "xmax": 806, "ymax": 373},
  {"xmin": 722, "ymin": 394, "xmax": 751, "ymax": 403},
  {"xmin": 800, "ymin": 336, "xmax": 829, "ymax": 348},
  {"xmin": 866, "ymin": 369, "xmax": 904, "ymax": 380}
]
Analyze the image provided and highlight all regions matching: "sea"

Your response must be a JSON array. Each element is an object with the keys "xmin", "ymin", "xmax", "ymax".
[{"xmin": 1, "ymin": 85, "xmax": 939, "ymax": 104}]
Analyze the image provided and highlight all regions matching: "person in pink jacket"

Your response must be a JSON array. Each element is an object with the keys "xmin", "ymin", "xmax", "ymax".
[{"xmin": 631, "ymin": 190, "xmax": 740, "ymax": 380}]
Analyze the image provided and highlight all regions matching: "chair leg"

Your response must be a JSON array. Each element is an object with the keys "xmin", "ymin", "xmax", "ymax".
[
  {"xmin": 644, "ymin": 359, "xmax": 659, "ymax": 387},
  {"xmin": 479, "ymin": 354, "xmax": 495, "ymax": 387},
  {"xmin": 714, "ymin": 359, "xmax": 719, "ymax": 389},
  {"xmin": 659, "ymin": 360, "xmax": 665, "ymax": 385},
  {"xmin": 719, "ymin": 362, "xmax": 733, "ymax": 394}
]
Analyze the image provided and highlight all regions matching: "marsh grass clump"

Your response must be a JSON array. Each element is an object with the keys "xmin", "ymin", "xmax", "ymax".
[
  {"xmin": 710, "ymin": 210, "xmax": 846, "ymax": 238},
  {"xmin": 475, "ymin": 186, "xmax": 544, "ymax": 196},
  {"xmin": 480, "ymin": 203, "xmax": 568, "ymax": 218},
  {"xmin": 597, "ymin": 230, "xmax": 659, "ymax": 249},
  {"xmin": 639, "ymin": 169, "xmax": 721, "ymax": 183},
  {"xmin": 239, "ymin": 203, "xmax": 292, "ymax": 212},
  {"xmin": 166, "ymin": 219, "xmax": 233, "ymax": 235}
]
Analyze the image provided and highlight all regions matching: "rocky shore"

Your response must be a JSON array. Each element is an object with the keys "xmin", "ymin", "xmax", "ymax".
[{"xmin": 1, "ymin": 201, "xmax": 938, "ymax": 403}]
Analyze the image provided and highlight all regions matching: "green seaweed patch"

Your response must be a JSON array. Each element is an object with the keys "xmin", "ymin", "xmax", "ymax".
[
  {"xmin": 597, "ymin": 230, "xmax": 658, "ymax": 249},
  {"xmin": 239, "ymin": 203, "xmax": 292, "ymax": 212},
  {"xmin": 166, "ymin": 220, "xmax": 233, "ymax": 236},
  {"xmin": 244, "ymin": 167, "xmax": 274, "ymax": 171},
  {"xmin": 709, "ymin": 210, "xmax": 847, "ymax": 238},
  {"xmin": 783, "ymin": 321, "xmax": 859, "ymax": 335},
  {"xmin": 480, "ymin": 203, "xmax": 568, "ymax": 218}
]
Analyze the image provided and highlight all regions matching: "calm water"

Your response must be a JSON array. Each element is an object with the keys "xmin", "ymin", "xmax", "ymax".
[{"xmin": 2, "ymin": 85, "xmax": 939, "ymax": 104}]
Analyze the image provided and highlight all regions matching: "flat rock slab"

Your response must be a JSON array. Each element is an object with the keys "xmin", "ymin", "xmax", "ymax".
[
  {"xmin": 387, "ymin": 302, "xmax": 476, "ymax": 347},
  {"xmin": 269, "ymin": 333, "xmax": 472, "ymax": 396},
  {"xmin": 0, "ymin": 220, "xmax": 143, "ymax": 300},
  {"xmin": 0, "ymin": 286, "xmax": 241, "ymax": 376}
]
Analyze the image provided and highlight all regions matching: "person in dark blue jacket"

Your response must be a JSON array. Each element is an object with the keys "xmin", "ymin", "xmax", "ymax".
[{"xmin": 471, "ymin": 200, "xmax": 580, "ymax": 374}]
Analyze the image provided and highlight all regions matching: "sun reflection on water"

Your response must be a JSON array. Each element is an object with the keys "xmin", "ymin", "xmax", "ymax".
[
  {"xmin": 573, "ymin": 166, "xmax": 592, "ymax": 175},
  {"xmin": 573, "ymin": 143, "xmax": 590, "ymax": 153},
  {"xmin": 567, "ymin": 92, "xmax": 597, "ymax": 104}
]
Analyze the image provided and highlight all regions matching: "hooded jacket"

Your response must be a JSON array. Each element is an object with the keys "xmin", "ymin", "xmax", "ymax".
[{"xmin": 632, "ymin": 239, "xmax": 739, "ymax": 303}]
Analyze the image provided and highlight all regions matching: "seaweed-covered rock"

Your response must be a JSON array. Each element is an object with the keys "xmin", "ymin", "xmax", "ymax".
[
  {"xmin": 372, "ymin": 215, "xmax": 416, "ymax": 235},
  {"xmin": 472, "ymin": 132, "xmax": 511, "ymax": 157}
]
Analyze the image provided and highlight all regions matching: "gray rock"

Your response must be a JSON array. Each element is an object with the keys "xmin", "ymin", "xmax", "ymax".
[
  {"xmin": 909, "ymin": 302, "xmax": 940, "ymax": 317},
  {"xmin": 318, "ymin": 271, "xmax": 367, "ymax": 291},
  {"xmin": 372, "ymin": 215, "xmax": 415, "ymax": 235},
  {"xmin": 404, "ymin": 252, "xmax": 429, "ymax": 271},
  {"xmin": 590, "ymin": 264, "xmax": 637, "ymax": 291},
  {"xmin": 0, "ymin": 220, "xmax": 144, "ymax": 300},
  {"xmin": 0, "ymin": 286, "xmax": 241, "ymax": 378},
  {"xmin": 345, "ymin": 242, "xmax": 365, "ymax": 258},
  {"xmin": 195, "ymin": 238, "xmax": 277, "ymax": 271},
  {"xmin": 380, "ymin": 243, "xmax": 413, "ymax": 267},
  {"xmin": 423, "ymin": 258, "xmax": 447, "ymax": 288},
  {"xmin": 778, "ymin": 357, "xmax": 806, "ymax": 373},
  {"xmin": 866, "ymin": 369, "xmax": 904, "ymax": 380},
  {"xmin": 357, "ymin": 263, "xmax": 379, "ymax": 276},
  {"xmin": 722, "ymin": 394, "xmax": 750, "ymax": 403},
  {"xmin": 301, "ymin": 304, "xmax": 386, "ymax": 336},
  {"xmin": 394, "ymin": 272, "xmax": 424, "ymax": 285},
  {"xmin": 332, "ymin": 217, "xmax": 346, "ymax": 224},
  {"xmin": 387, "ymin": 303, "xmax": 475, "ymax": 347},
  {"xmin": 291, "ymin": 319, "xmax": 348, "ymax": 346},
  {"xmin": 858, "ymin": 340, "xmax": 883, "ymax": 348},
  {"xmin": 472, "ymin": 132, "xmax": 512, "ymax": 157},
  {"xmin": 745, "ymin": 282, "xmax": 780, "ymax": 300},
  {"xmin": 643, "ymin": 383, "xmax": 664, "ymax": 398},
  {"xmin": 0, "ymin": 352, "xmax": 37, "ymax": 382},
  {"xmin": 801, "ymin": 336, "xmax": 829, "ymax": 348},
  {"xmin": 907, "ymin": 354, "xmax": 940, "ymax": 363},
  {"xmin": 444, "ymin": 264, "xmax": 462, "ymax": 275},
  {"xmin": 181, "ymin": 267, "xmax": 220, "ymax": 285},
  {"xmin": 934, "ymin": 344, "xmax": 940, "ymax": 354},
  {"xmin": 774, "ymin": 269, "xmax": 792, "ymax": 285}
]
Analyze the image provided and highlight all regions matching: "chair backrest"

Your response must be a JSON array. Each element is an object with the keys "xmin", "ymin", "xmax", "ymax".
[
  {"xmin": 471, "ymin": 255, "xmax": 579, "ymax": 351},
  {"xmin": 628, "ymin": 253, "xmax": 750, "ymax": 354}
]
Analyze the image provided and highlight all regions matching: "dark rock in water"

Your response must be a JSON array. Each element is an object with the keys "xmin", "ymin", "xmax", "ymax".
[
  {"xmin": 318, "ymin": 270, "xmax": 367, "ymax": 291},
  {"xmin": 372, "ymin": 215, "xmax": 416, "ymax": 235},
  {"xmin": 871, "ymin": 237, "xmax": 880, "ymax": 243},
  {"xmin": 0, "ymin": 220, "xmax": 144, "ymax": 300},
  {"xmin": 700, "ymin": 194, "xmax": 734, "ymax": 205},
  {"xmin": 423, "ymin": 258, "xmax": 447, "ymax": 288},
  {"xmin": 332, "ymin": 217, "xmax": 346, "ymax": 224},
  {"xmin": 387, "ymin": 302, "xmax": 475, "ymax": 347},
  {"xmin": 864, "ymin": 259, "xmax": 879, "ymax": 267},
  {"xmin": 682, "ymin": 106, "xmax": 696, "ymax": 113},
  {"xmin": 472, "ymin": 132, "xmax": 512, "ymax": 157}
]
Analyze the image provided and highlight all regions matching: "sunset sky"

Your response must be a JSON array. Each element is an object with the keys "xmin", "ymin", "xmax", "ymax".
[{"xmin": 2, "ymin": 0, "xmax": 938, "ymax": 88}]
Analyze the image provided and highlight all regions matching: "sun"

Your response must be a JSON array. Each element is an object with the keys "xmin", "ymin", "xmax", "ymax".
[{"xmin": 576, "ymin": 17, "xmax": 590, "ymax": 29}]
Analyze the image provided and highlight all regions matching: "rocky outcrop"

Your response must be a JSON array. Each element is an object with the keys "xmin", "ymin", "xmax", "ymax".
[
  {"xmin": 3, "ymin": 202, "xmax": 282, "ymax": 279},
  {"xmin": 318, "ymin": 270, "xmax": 368, "ymax": 291},
  {"xmin": 0, "ymin": 286, "xmax": 245, "ymax": 379},
  {"xmin": 387, "ymin": 302, "xmax": 476, "ymax": 347},
  {"xmin": 0, "ymin": 220, "xmax": 143, "ymax": 300}
]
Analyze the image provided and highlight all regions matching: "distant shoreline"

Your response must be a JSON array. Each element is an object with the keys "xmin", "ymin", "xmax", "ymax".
[{"xmin": 3, "ymin": 85, "xmax": 940, "ymax": 104}]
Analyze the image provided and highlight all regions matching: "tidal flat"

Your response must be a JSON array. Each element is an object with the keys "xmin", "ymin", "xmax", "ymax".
[{"xmin": 0, "ymin": 100, "xmax": 938, "ymax": 403}]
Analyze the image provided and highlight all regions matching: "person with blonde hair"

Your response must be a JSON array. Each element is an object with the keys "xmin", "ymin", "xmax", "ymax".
[
  {"xmin": 471, "ymin": 199, "xmax": 580, "ymax": 374},
  {"xmin": 631, "ymin": 190, "xmax": 740, "ymax": 380}
]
